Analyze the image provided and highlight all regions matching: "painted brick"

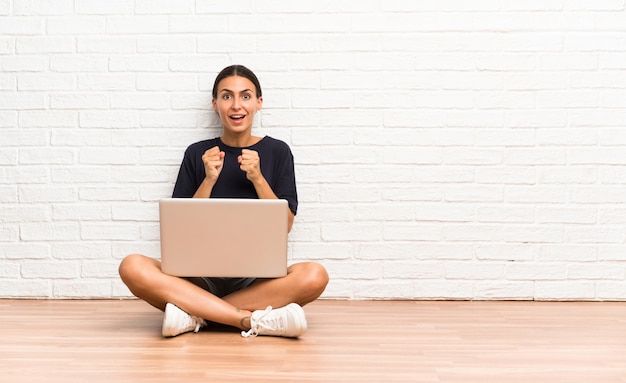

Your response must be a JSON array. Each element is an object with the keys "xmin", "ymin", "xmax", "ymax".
[
  {"xmin": 50, "ymin": 93, "xmax": 109, "ymax": 109},
  {"xmin": 535, "ymin": 281, "xmax": 595, "ymax": 300},
  {"xmin": 76, "ymin": 37, "xmax": 136, "ymax": 54},
  {"xmin": 356, "ymin": 243, "xmax": 415, "ymax": 261},
  {"xmin": 0, "ymin": 243, "xmax": 50, "ymax": 259},
  {"xmin": 383, "ymin": 262, "xmax": 444, "ymax": 279},
  {"xmin": 50, "ymin": 166, "xmax": 110, "ymax": 184},
  {"xmin": 445, "ymin": 262, "xmax": 505, "ymax": 280},
  {"xmin": 0, "ymin": 73, "xmax": 16, "ymax": 90},
  {"xmin": 476, "ymin": 244, "xmax": 536, "ymax": 262},
  {"xmin": 78, "ymin": 186, "xmax": 138, "ymax": 201},
  {"xmin": 106, "ymin": 16, "xmax": 168, "ymax": 34},
  {"xmin": 474, "ymin": 281, "xmax": 535, "ymax": 300},
  {"xmin": 506, "ymin": 263, "xmax": 567, "ymax": 281},
  {"xmin": 78, "ymin": 110, "xmax": 139, "ymax": 128},
  {"xmin": 50, "ymin": 55, "xmax": 108, "ymax": 72},
  {"xmin": 21, "ymin": 261, "xmax": 79, "ymax": 279},
  {"xmin": 0, "ymin": 280, "xmax": 50, "ymax": 297},
  {"xmin": 538, "ymin": 244, "xmax": 597, "ymax": 262},
  {"xmin": 537, "ymin": 166, "xmax": 596, "ymax": 184},
  {"xmin": 596, "ymin": 282, "xmax": 626, "ymax": 300},
  {"xmin": 0, "ymin": 16, "xmax": 42, "ymax": 35},
  {"xmin": 46, "ymin": 16, "xmax": 105, "ymax": 35},
  {"xmin": 168, "ymin": 15, "xmax": 228, "ymax": 33},
  {"xmin": 2, "ymin": 4, "xmax": 626, "ymax": 301},
  {"xmin": 52, "ymin": 204, "xmax": 111, "ymax": 221},
  {"xmin": 0, "ymin": 148, "xmax": 17, "ymax": 165},
  {"xmin": 138, "ymin": 36, "xmax": 195, "ymax": 54},
  {"xmin": 322, "ymin": 223, "xmax": 383, "ymax": 242},
  {"xmin": 16, "ymin": 36, "xmax": 74, "ymax": 53},
  {"xmin": 353, "ymin": 280, "xmax": 416, "ymax": 299},
  {"xmin": 13, "ymin": 0, "xmax": 73, "ymax": 15},
  {"xmin": 80, "ymin": 222, "xmax": 140, "ymax": 241},
  {"xmin": 78, "ymin": 147, "xmax": 139, "ymax": 165},
  {"xmin": 568, "ymin": 263, "xmax": 625, "ymax": 280},
  {"xmin": 52, "ymin": 280, "xmax": 111, "ymax": 298},
  {"xmin": 20, "ymin": 222, "xmax": 80, "ymax": 241},
  {"xmin": 19, "ymin": 110, "xmax": 78, "ymax": 128},
  {"xmin": 77, "ymin": 74, "xmax": 136, "ymax": 91},
  {"xmin": 476, "ymin": 206, "xmax": 534, "ymax": 223},
  {"xmin": 51, "ymin": 130, "xmax": 111, "ymax": 147},
  {"xmin": 81, "ymin": 261, "xmax": 120, "ymax": 278},
  {"xmin": 0, "ymin": 93, "xmax": 45, "ymax": 110},
  {"xmin": 0, "ymin": 205, "xmax": 50, "ymax": 224},
  {"xmin": 383, "ymin": 223, "xmax": 442, "ymax": 242},
  {"xmin": 414, "ymin": 280, "xmax": 475, "ymax": 300},
  {"xmin": 18, "ymin": 185, "xmax": 76, "ymax": 203}
]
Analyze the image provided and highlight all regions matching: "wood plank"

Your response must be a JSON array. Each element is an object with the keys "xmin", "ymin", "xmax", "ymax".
[{"xmin": 1, "ymin": 300, "xmax": 625, "ymax": 382}]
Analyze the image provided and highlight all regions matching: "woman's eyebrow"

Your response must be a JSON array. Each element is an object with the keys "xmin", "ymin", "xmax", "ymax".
[{"xmin": 219, "ymin": 88, "xmax": 252, "ymax": 94}]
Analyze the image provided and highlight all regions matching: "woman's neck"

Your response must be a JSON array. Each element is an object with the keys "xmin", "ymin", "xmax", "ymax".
[{"xmin": 220, "ymin": 132, "xmax": 262, "ymax": 148}]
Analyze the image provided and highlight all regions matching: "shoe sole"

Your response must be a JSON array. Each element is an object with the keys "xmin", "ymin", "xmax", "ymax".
[
  {"xmin": 284, "ymin": 303, "xmax": 308, "ymax": 337},
  {"xmin": 162, "ymin": 303, "xmax": 181, "ymax": 338}
]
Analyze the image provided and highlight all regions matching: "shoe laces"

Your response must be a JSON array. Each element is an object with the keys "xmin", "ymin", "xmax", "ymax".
[
  {"xmin": 241, "ymin": 306, "xmax": 274, "ymax": 338},
  {"xmin": 191, "ymin": 316, "xmax": 206, "ymax": 333},
  {"xmin": 178, "ymin": 311, "xmax": 205, "ymax": 333}
]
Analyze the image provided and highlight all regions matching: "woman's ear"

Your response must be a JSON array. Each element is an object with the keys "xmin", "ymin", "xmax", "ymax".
[
  {"xmin": 256, "ymin": 96, "xmax": 263, "ymax": 111},
  {"xmin": 211, "ymin": 98, "xmax": 217, "ymax": 111}
]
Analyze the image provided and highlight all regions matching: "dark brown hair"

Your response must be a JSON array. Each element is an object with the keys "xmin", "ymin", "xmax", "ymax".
[{"xmin": 211, "ymin": 65, "xmax": 262, "ymax": 99}]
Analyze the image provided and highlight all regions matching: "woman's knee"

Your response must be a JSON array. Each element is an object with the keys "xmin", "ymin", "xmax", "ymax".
[
  {"xmin": 118, "ymin": 253, "xmax": 153, "ymax": 286},
  {"xmin": 295, "ymin": 262, "xmax": 329, "ymax": 297},
  {"xmin": 310, "ymin": 262, "xmax": 329, "ymax": 291}
]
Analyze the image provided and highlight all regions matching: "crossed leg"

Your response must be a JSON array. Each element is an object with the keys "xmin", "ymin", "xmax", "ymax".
[{"xmin": 118, "ymin": 253, "xmax": 329, "ymax": 331}]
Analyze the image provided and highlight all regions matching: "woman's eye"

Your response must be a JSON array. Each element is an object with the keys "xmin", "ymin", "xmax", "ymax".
[
  {"xmin": 222, "ymin": 94, "xmax": 231, "ymax": 100},
  {"xmin": 242, "ymin": 94, "xmax": 250, "ymax": 100}
]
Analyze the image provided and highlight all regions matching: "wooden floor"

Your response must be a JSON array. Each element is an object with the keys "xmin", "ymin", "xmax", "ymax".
[{"xmin": 1, "ymin": 299, "xmax": 625, "ymax": 383}]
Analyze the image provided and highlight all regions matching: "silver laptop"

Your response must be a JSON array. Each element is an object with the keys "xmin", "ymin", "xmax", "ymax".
[{"xmin": 159, "ymin": 198, "xmax": 288, "ymax": 278}]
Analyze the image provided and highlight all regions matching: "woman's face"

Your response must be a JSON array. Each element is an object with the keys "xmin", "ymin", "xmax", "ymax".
[{"xmin": 212, "ymin": 75, "xmax": 262, "ymax": 134}]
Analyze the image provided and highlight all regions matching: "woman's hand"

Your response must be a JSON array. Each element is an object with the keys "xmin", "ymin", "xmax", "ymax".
[
  {"xmin": 238, "ymin": 149, "xmax": 262, "ymax": 182},
  {"xmin": 193, "ymin": 146, "xmax": 225, "ymax": 198},
  {"xmin": 202, "ymin": 146, "xmax": 225, "ymax": 184}
]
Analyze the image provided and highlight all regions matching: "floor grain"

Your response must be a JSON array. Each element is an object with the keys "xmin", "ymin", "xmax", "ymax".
[{"xmin": 1, "ymin": 299, "xmax": 625, "ymax": 382}]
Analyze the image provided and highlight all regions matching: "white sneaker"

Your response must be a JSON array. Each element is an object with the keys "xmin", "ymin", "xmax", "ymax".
[
  {"xmin": 162, "ymin": 303, "xmax": 206, "ymax": 338},
  {"xmin": 241, "ymin": 303, "xmax": 307, "ymax": 338}
]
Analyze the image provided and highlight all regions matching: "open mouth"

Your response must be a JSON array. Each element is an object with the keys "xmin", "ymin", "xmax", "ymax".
[{"xmin": 230, "ymin": 114, "xmax": 246, "ymax": 122}]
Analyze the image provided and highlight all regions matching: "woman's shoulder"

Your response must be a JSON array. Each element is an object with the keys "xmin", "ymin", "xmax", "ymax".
[
  {"xmin": 185, "ymin": 137, "xmax": 220, "ymax": 154},
  {"xmin": 256, "ymin": 136, "xmax": 292, "ymax": 152}
]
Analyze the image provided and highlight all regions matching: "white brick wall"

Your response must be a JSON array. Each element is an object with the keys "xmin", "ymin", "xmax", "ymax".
[{"xmin": 1, "ymin": 1, "xmax": 626, "ymax": 300}]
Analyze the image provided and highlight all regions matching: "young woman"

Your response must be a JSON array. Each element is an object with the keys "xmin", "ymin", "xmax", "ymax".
[{"xmin": 118, "ymin": 65, "xmax": 329, "ymax": 338}]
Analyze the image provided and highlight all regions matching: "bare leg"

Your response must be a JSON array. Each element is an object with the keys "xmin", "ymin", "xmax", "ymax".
[
  {"xmin": 119, "ymin": 254, "xmax": 251, "ymax": 330},
  {"xmin": 223, "ymin": 262, "xmax": 329, "ymax": 311},
  {"xmin": 118, "ymin": 254, "xmax": 328, "ymax": 330}
]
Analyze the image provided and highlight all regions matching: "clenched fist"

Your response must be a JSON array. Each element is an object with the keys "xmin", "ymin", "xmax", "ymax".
[
  {"xmin": 238, "ymin": 149, "xmax": 262, "ymax": 182},
  {"xmin": 202, "ymin": 146, "xmax": 225, "ymax": 184}
]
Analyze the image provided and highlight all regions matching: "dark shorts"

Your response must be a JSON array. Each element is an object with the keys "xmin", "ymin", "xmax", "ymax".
[{"xmin": 182, "ymin": 277, "xmax": 258, "ymax": 298}]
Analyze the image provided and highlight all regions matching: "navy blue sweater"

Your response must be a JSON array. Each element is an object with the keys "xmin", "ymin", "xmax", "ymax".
[{"xmin": 172, "ymin": 136, "xmax": 298, "ymax": 215}]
